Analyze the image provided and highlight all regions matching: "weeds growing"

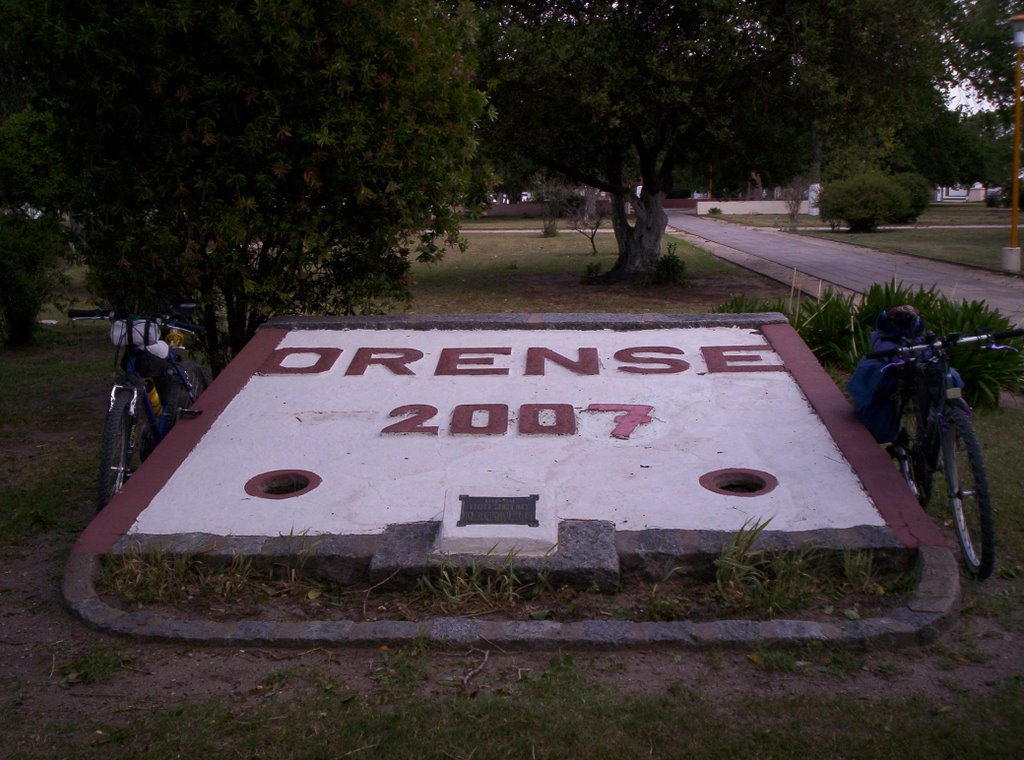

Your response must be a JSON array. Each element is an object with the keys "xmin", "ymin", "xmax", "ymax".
[{"xmin": 413, "ymin": 551, "xmax": 550, "ymax": 616}]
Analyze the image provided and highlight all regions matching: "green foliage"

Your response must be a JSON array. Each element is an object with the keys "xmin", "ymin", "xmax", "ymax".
[
  {"xmin": 57, "ymin": 645, "xmax": 133, "ymax": 688},
  {"xmin": 0, "ymin": 108, "xmax": 67, "ymax": 210},
  {"xmin": 890, "ymin": 172, "xmax": 932, "ymax": 223},
  {"xmin": 581, "ymin": 261, "xmax": 604, "ymax": 281},
  {"xmin": 0, "ymin": 215, "xmax": 66, "ymax": 346},
  {"xmin": 0, "ymin": 108, "xmax": 70, "ymax": 345},
  {"xmin": 414, "ymin": 551, "xmax": 548, "ymax": 616},
  {"xmin": 715, "ymin": 520, "xmax": 906, "ymax": 617},
  {"xmin": 715, "ymin": 281, "xmax": 1024, "ymax": 406},
  {"xmin": 18, "ymin": 0, "xmax": 486, "ymax": 363},
  {"xmin": 100, "ymin": 550, "xmax": 259, "ymax": 606},
  {"xmin": 817, "ymin": 174, "xmax": 912, "ymax": 232},
  {"xmin": 651, "ymin": 243, "xmax": 686, "ymax": 284}
]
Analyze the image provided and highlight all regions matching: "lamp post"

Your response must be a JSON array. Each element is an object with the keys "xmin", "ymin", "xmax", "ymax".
[{"xmin": 1004, "ymin": 14, "xmax": 1024, "ymax": 272}]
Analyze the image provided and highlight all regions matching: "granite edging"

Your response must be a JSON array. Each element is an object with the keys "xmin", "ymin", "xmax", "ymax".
[{"xmin": 61, "ymin": 545, "xmax": 959, "ymax": 650}]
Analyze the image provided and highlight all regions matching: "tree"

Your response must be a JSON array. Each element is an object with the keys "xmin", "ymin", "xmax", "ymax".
[
  {"xmin": 0, "ymin": 109, "xmax": 68, "ymax": 346},
  {"xmin": 12, "ymin": 0, "xmax": 485, "ymax": 367},
  {"xmin": 478, "ymin": 0, "xmax": 952, "ymax": 278},
  {"xmin": 949, "ymin": 0, "xmax": 1018, "ymax": 109}
]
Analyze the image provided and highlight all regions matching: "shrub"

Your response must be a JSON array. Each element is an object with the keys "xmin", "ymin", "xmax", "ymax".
[
  {"xmin": 715, "ymin": 280, "xmax": 1024, "ymax": 405},
  {"xmin": 651, "ymin": 242, "xmax": 686, "ymax": 285},
  {"xmin": 0, "ymin": 215, "xmax": 66, "ymax": 346},
  {"xmin": 890, "ymin": 172, "xmax": 932, "ymax": 223},
  {"xmin": 817, "ymin": 174, "xmax": 911, "ymax": 232}
]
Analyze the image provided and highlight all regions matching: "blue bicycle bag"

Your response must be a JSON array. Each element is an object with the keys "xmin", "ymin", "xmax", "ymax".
[{"xmin": 847, "ymin": 355, "xmax": 900, "ymax": 444}]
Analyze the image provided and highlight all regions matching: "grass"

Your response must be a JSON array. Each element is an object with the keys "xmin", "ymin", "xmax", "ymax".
[
  {"xmin": 406, "ymin": 231, "xmax": 778, "ymax": 314},
  {"xmin": 3, "ymin": 226, "xmax": 1024, "ymax": 757},
  {"xmin": 803, "ymin": 227, "xmax": 1019, "ymax": 270},
  {"xmin": 56, "ymin": 645, "xmax": 134, "ymax": 688},
  {"xmin": 713, "ymin": 519, "xmax": 905, "ymax": 618},
  {"xmin": 717, "ymin": 202, "xmax": 1024, "ymax": 272},
  {"xmin": 6, "ymin": 661, "xmax": 1023, "ymax": 758},
  {"xmin": 0, "ymin": 322, "xmax": 110, "ymax": 541},
  {"xmin": 414, "ymin": 551, "xmax": 550, "ymax": 616},
  {"xmin": 720, "ymin": 201, "xmax": 1015, "ymax": 230}
]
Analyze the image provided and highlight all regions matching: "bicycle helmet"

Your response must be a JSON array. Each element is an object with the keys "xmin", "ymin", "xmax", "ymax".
[{"xmin": 874, "ymin": 304, "xmax": 924, "ymax": 341}]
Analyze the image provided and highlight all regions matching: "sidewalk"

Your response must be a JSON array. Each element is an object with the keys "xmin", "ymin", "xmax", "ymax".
[{"xmin": 666, "ymin": 211, "xmax": 1024, "ymax": 327}]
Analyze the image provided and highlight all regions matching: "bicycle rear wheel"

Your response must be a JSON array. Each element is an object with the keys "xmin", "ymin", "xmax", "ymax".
[
  {"xmin": 940, "ymin": 405, "xmax": 995, "ymax": 579},
  {"xmin": 96, "ymin": 389, "xmax": 150, "ymax": 511}
]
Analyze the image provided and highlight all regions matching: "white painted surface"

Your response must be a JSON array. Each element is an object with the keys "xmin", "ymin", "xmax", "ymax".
[{"xmin": 129, "ymin": 328, "xmax": 883, "ymax": 539}]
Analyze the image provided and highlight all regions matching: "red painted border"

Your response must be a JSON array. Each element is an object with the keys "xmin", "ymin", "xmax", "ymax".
[
  {"xmin": 72, "ymin": 327, "xmax": 290, "ymax": 554},
  {"xmin": 761, "ymin": 322, "xmax": 947, "ymax": 549}
]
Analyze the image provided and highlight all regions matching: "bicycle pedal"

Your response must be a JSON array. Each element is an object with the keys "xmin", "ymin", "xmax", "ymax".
[{"xmin": 179, "ymin": 409, "xmax": 203, "ymax": 419}]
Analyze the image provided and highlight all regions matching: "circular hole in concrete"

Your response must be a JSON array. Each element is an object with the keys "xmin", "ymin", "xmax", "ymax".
[
  {"xmin": 244, "ymin": 470, "xmax": 322, "ymax": 500},
  {"xmin": 699, "ymin": 468, "xmax": 778, "ymax": 497}
]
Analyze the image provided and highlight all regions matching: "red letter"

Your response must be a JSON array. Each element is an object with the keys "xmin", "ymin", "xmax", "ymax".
[
  {"xmin": 344, "ymin": 348, "xmax": 424, "ymax": 376},
  {"xmin": 586, "ymin": 404, "xmax": 655, "ymax": 439},
  {"xmin": 258, "ymin": 347, "xmax": 341, "ymax": 375},
  {"xmin": 450, "ymin": 404, "xmax": 509, "ymax": 435},
  {"xmin": 435, "ymin": 348, "xmax": 512, "ymax": 376},
  {"xmin": 701, "ymin": 345, "xmax": 785, "ymax": 373},
  {"xmin": 614, "ymin": 347, "xmax": 689, "ymax": 374},
  {"xmin": 518, "ymin": 404, "xmax": 577, "ymax": 435},
  {"xmin": 524, "ymin": 347, "xmax": 599, "ymax": 376}
]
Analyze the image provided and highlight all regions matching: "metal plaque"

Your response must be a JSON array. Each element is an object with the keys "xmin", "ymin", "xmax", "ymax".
[{"xmin": 457, "ymin": 494, "xmax": 540, "ymax": 527}]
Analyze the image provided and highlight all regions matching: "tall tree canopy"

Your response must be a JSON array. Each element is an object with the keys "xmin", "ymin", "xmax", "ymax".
[
  {"xmin": 950, "ymin": 0, "xmax": 1019, "ymax": 108},
  {"xmin": 479, "ymin": 0, "xmax": 952, "ymax": 277},
  {"xmin": 9, "ymin": 0, "xmax": 485, "ymax": 365}
]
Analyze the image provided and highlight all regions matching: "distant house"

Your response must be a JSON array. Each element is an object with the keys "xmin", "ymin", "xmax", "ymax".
[{"xmin": 935, "ymin": 183, "xmax": 986, "ymax": 202}]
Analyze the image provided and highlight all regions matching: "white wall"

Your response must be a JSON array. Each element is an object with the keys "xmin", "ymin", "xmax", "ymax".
[{"xmin": 695, "ymin": 200, "xmax": 813, "ymax": 216}]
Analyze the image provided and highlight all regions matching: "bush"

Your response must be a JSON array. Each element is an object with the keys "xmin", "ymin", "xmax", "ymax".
[
  {"xmin": 714, "ymin": 280, "xmax": 1024, "ymax": 406},
  {"xmin": 0, "ymin": 216, "xmax": 66, "ymax": 346},
  {"xmin": 890, "ymin": 173, "xmax": 932, "ymax": 223},
  {"xmin": 817, "ymin": 174, "xmax": 911, "ymax": 232},
  {"xmin": 651, "ymin": 243, "xmax": 686, "ymax": 285}
]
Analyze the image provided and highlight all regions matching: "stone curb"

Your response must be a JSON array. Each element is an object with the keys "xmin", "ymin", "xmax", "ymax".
[{"xmin": 62, "ymin": 545, "xmax": 960, "ymax": 650}]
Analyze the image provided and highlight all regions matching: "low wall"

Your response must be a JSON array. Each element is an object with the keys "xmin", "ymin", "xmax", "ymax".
[{"xmin": 696, "ymin": 200, "xmax": 814, "ymax": 216}]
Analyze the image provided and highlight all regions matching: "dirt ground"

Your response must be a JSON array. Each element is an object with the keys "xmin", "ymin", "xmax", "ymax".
[
  {"xmin": 2, "ymin": 530, "xmax": 1024, "ymax": 738},
  {"xmin": 2, "ymin": 265, "xmax": 1023, "ymax": 750}
]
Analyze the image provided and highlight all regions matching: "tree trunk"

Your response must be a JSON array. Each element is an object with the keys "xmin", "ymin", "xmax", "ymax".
[{"xmin": 606, "ymin": 187, "xmax": 667, "ymax": 279}]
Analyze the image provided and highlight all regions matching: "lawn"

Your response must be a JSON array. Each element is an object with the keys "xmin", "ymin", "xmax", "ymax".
[
  {"xmin": 2, "ymin": 230, "xmax": 1023, "ymax": 758},
  {"xmin": 802, "ymin": 227, "xmax": 1018, "ymax": 270},
  {"xmin": 718, "ymin": 201, "xmax": 1015, "ymax": 230},
  {"xmin": 715, "ymin": 202, "xmax": 1024, "ymax": 272}
]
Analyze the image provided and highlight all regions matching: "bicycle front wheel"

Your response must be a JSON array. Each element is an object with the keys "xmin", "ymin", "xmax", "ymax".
[
  {"xmin": 96, "ymin": 389, "xmax": 149, "ymax": 511},
  {"xmin": 941, "ymin": 405, "xmax": 995, "ymax": 579}
]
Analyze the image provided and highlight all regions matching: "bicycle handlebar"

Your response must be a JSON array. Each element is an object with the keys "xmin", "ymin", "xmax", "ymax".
[
  {"xmin": 865, "ymin": 327, "xmax": 1024, "ymax": 360},
  {"xmin": 67, "ymin": 308, "xmax": 115, "ymax": 320},
  {"xmin": 67, "ymin": 308, "xmax": 203, "ymax": 334}
]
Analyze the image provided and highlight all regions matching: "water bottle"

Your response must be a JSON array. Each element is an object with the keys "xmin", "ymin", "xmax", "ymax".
[{"xmin": 145, "ymin": 380, "xmax": 162, "ymax": 416}]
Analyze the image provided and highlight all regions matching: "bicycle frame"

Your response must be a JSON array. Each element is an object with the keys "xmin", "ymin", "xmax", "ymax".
[
  {"xmin": 888, "ymin": 352, "xmax": 962, "ymax": 475},
  {"xmin": 114, "ymin": 346, "xmax": 199, "ymax": 443}
]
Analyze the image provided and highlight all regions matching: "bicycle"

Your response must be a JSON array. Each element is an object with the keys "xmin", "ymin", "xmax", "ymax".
[
  {"xmin": 864, "ymin": 322, "xmax": 1024, "ymax": 580},
  {"xmin": 69, "ymin": 303, "xmax": 210, "ymax": 511}
]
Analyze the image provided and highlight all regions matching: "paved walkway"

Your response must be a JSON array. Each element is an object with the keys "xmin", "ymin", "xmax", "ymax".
[{"xmin": 666, "ymin": 211, "xmax": 1024, "ymax": 327}]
